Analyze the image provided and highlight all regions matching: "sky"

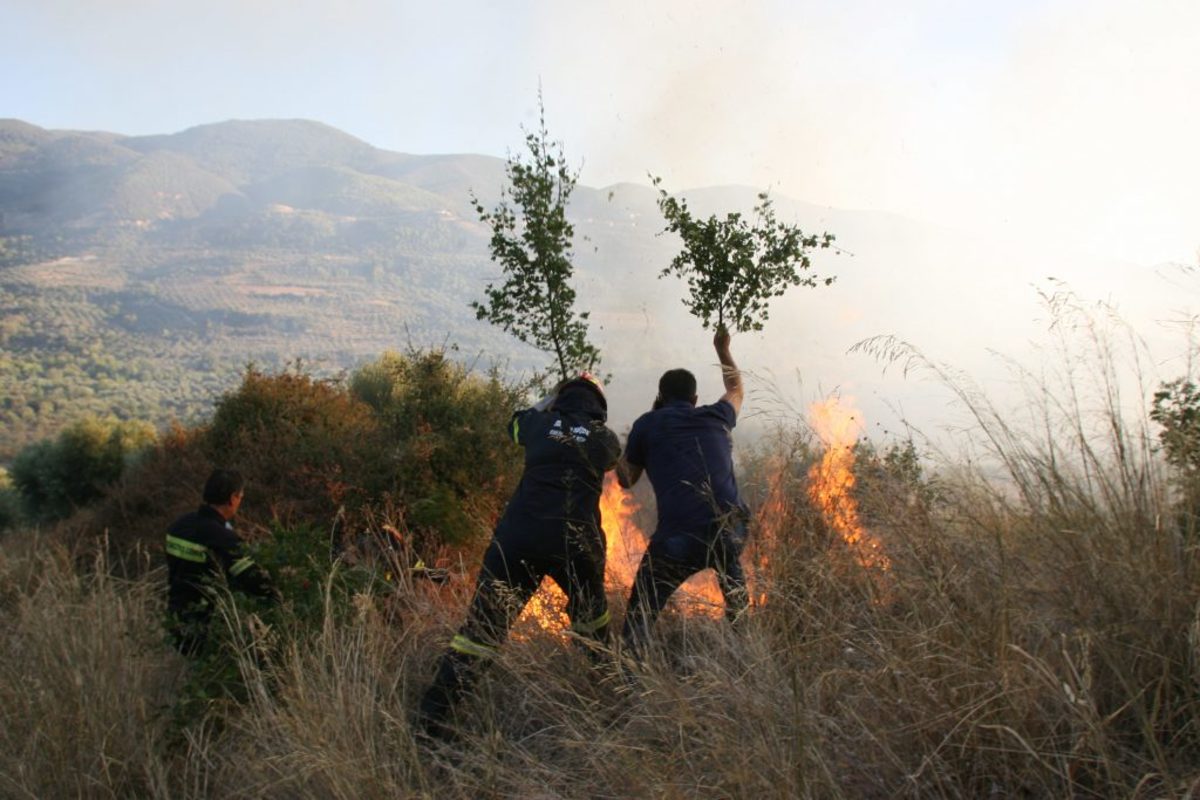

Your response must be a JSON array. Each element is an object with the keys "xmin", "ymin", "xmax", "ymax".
[{"xmin": 4, "ymin": 0, "xmax": 1198, "ymax": 268}]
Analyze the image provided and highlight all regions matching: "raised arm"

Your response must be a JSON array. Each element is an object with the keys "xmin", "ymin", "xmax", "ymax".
[
  {"xmin": 715, "ymin": 325, "xmax": 743, "ymax": 415},
  {"xmin": 531, "ymin": 385, "xmax": 559, "ymax": 412}
]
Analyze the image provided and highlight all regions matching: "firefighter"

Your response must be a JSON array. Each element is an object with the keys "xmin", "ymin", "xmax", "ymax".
[
  {"xmin": 617, "ymin": 325, "xmax": 750, "ymax": 652},
  {"xmin": 165, "ymin": 469, "xmax": 275, "ymax": 656},
  {"xmin": 417, "ymin": 374, "xmax": 621, "ymax": 739}
]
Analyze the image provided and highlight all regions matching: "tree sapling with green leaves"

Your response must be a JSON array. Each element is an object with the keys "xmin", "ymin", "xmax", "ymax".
[
  {"xmin": 652, "ymin": 175, "xmax": 837, "ymax": 333},
  {"xmin": 471, "ymin": 99, "xmax": 602, "ymax": 382},
  {"xmin": 1150, "ymin": 376, "xmax": 1200, "ymax": 531}
]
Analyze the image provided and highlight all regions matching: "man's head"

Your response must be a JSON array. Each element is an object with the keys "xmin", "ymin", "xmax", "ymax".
[
  {"xmin": 657, "ymin": 368, "xmax": 698, "ymax": 406},
  {"xmin": 555, "ymin": 372, "xmax": 607, "ymax": 420},
  {"xmin": 203, "ymin": 468, "xmax": 245, "ymax": 519}
]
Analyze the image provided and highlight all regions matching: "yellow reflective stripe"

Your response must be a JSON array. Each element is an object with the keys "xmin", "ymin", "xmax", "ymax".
[
  {"xmin": 450, "ymin": 634, "xmax": 498, "ymax": 659},
  {"xmin": 571, "ymin": 609, "xmax": 611, "ymax": 635},
  {"xmin": 511, "ymin": 417, "xmax": 521, "ymax": 444},
  {"xmin": 229, "ymin": 556, "xmax": 256, "ymax": 577},
  {"xmin": 165, "ymin": 535, "xmax": 208, "ymax": 563}
]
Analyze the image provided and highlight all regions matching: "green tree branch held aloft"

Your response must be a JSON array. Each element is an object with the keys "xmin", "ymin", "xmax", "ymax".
[
  {"xmin": 471, "ymin": 99, "xmax": 601, "ymax": 382},
  {"xmin": 652, "ymin": 175, "xmax": 837, "ymax": 333}
]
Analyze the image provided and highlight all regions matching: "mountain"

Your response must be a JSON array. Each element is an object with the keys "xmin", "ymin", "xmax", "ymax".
[
  {"xmin": 0, "ymin": 118, "xmax": 1161, "ymax": 462},
  {"xmin": 125, "ymin": 119, "xmax": 394, "ymax": 184}
]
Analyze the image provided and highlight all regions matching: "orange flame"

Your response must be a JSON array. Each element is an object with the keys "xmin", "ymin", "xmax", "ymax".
[
  {"xmin": 748, "ymin": 452, "xmax": 791, "ymax": 606},
  {"xmin": 807, "ymin": 396, "xmax": 890, "ymax": 572},
  {"xmin": 602, "ymin": 473, "xmax": 645, "ymax": 592},
  {"xmin": 513, "ymin": 474, "xmax": 641, "ymax": 639},
  {"xmin": 514, "ymin": 473, "xmax": 734, "ymax": 638}
]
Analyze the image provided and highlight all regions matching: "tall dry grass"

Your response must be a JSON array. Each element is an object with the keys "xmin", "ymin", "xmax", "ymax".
[
  {"xmin": 2, "ymin": 292, "xmax": 1200, "ymax": 798},
  {"xmin": 0, "ymin": 536, "xmax": 180, "ymax": 798}
]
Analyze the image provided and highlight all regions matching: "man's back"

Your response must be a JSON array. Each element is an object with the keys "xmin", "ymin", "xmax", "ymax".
[{"xmin": 626, "ymin": 398, "xmax": 743, "ymax": 537}]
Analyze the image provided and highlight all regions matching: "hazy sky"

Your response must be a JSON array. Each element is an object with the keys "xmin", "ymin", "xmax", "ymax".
[{"xmin": 4, "ymin": 0, "xmax": 1198, "ymax": 268}]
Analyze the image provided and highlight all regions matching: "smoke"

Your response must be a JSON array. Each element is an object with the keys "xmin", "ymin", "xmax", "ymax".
[{"xmin": 526, "ymin": 0, "xmax": 1200, "ymax": 265}]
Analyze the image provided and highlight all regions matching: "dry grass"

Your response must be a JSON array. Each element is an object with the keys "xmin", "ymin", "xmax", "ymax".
[
  {"xmin": 4, "ymin": 470, "xmax": 1197, "ymax": 800},
  {"xmin": 0, "ymin": 537, "xmax": 180, "ymax": 798}
]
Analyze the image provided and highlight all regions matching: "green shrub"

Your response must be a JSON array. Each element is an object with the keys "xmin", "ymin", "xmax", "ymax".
[
  {"xmin": 1150, "ymin": 377, "xmax": 1200, "ymax": 533},
  {"xmin": 350, "ymin": 349, "xmax": 525, "ymax": 546},
  {"xmin": 9, "ymin": 416, "xmax": 156, "ymax": 522},
  {"xmin": 169, "ymin": 520, "xmax": 395, "ymax": 733},
  {"xmin": 86, "ymin": 352, "xmax": 525, "ymax": 569},
  {"xmin": 852, "ymin": 438, "xmax": 939, "ymax": 525},
  {"xmin": 204, "ymin": 364, "xmax": 383, "ymax": 523}
]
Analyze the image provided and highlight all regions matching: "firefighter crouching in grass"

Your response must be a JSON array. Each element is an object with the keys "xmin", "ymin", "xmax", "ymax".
[
  {"xmin": 618, "ymin": 325, "xmax": 750, "ymax": 653},
  {"xmin": 417, "ymin": 374, "xmax": 621, "ymax": 739},
  {"xmin": 165, "ymin": 469, "xmax": 276, "ymax": 656}
]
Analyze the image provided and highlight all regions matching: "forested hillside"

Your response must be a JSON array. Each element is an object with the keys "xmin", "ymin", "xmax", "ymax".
[
  {"xmin": 3, "ymin": 118, "xmax": 765, "ymax": 462},
  {"xmin": 0, "ymin": 119, "xmax": 526, "ymax": 458}
]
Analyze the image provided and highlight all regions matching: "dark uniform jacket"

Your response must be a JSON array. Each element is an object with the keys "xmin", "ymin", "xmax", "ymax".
[
  {"xmin": 499, "ymin": 397, "xmax": 621, "ymax": 538},
  {"xmin": 165, "ymin": 504, "xmax": 274, "ymax": 649}
]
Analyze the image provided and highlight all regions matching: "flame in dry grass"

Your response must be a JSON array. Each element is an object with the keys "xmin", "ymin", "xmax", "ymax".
[
  {"xmin": 748, "ymin": 453, "xmax": 791, "ymax": 607},
  {"xmin": 807, "ymin": 395, "xmax": 890, "ymax": 572},
  {"xmin": 513, "ymin": 474, "xmax": 641, "ymax": 638},
  {"xmin": 514, "ymin": 474, "xmax": 732, "ymax": 638},
  {"xmin": 513, "ymin": 396, "xmax": 889, "ymax": 638},
  {"xmin": 602, "ymin": 473, "xmax": 644, "ymax": 591}
]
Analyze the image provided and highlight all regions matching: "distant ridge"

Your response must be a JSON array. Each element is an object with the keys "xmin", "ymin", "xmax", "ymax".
[{"xmin": 0, "ymin": 118, "xmax": 515, "ymax": 233}]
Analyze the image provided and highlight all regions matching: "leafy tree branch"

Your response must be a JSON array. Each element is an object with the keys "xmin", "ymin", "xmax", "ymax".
[
  {"xmin": 652, "ymin": 175, "xmax": 837, "ymax": 332},
  {"xmin": 470, "ymin": 97, "xmax": 601, "ymax": 382}
]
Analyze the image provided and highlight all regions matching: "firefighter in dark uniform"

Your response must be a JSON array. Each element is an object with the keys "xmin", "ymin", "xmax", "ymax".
[
  {"xmin": 618, "ymin": 326, "xmax": 750, "ymax": 652},
  {"xmin": 165, "ymin": 469, "xmax": 275, "ymax": 655},
  {"xmin": 418, "ymin": 374, "xmax": 621, "ymax": 737}
]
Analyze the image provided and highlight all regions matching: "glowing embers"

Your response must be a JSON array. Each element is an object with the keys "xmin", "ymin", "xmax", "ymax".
[{"xmin": 807, "ymin": 395, "xmax": 890, "ymax": 573}]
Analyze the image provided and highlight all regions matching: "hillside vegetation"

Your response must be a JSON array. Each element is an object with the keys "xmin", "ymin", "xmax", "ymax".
[
  {"xmin": 0, "ymin": 118, "xmax": 521, "ymax": 459},
  {"xmin": 2, "ymin": 305, "xmax": 1199, "ymax": 798}
]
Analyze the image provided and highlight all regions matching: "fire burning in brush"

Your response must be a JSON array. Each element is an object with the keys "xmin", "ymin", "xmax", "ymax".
[
  {"xmin": 514, "ymin": 474, "xmax": 728, "ymax": 638},
  {"xmin": 512, "ymin": 474, "xmax": 637, "ymax": 638},
  {"xmin": 807, "ymin": 395, "xmax": 890, "ymax": 572},
  {"xmin": 513, "ymin": 395, "xmax": 888, "ymax": 638},
  {"xmin": 748, "ymin": 452, "xmax": 791, "ymax": 606}
]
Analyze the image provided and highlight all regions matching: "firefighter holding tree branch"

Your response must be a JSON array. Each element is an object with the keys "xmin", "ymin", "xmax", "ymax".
[
  {"xmin": 619, "ymin": 178, "xmax": 837, "ymax": 651},
  {"xmin": 618, "ymin": 323, "xmax": 750, "ymax": 650}
]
